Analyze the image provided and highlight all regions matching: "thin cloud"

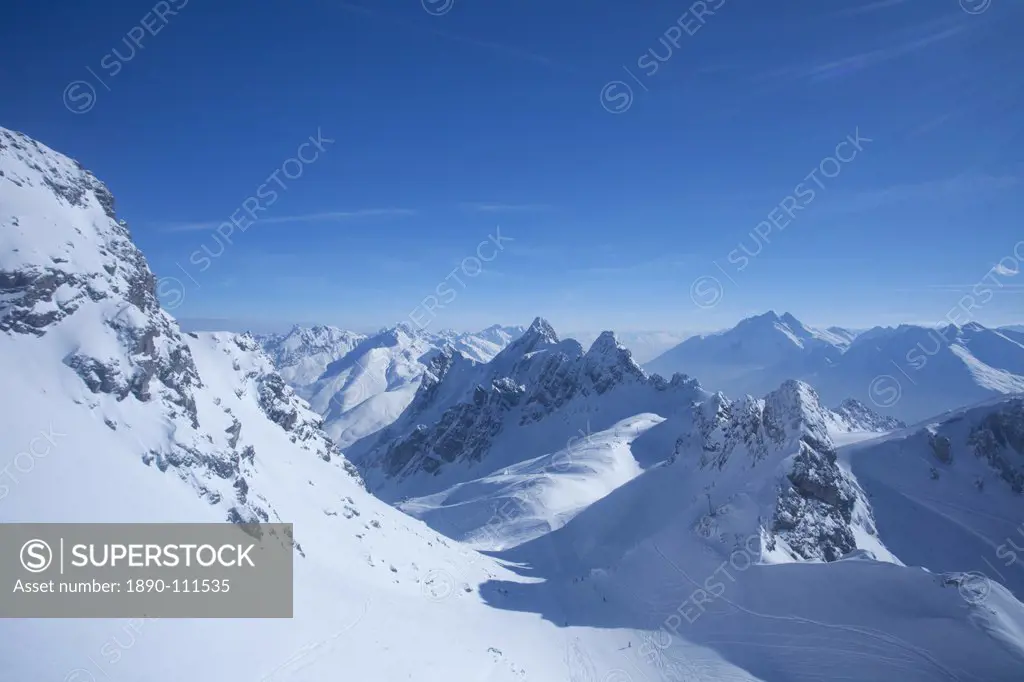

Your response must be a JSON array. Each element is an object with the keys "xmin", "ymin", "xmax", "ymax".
[
  {"xmin": 917, "ymin": 284, "xmax": 1024, "ymax": 292},
  {"xmin": 335, "ymin": 1, "xmax": 573, "ymax": 74},
  {"xmin": 568, "ymin": 255, "xmax": 697, "ymax": 276},
  {"xmin": 826, "ymin": 173, "xmax": 1021, "ymax": 215},
  {"xmin": 459, "ymin": 203, "xmax": 552, "ymax": 213},
  {"xmin": 806, "ymin": 26, "xmax": 965, "ymax": 81},
  {"xmin": 832, "ymin": 0, "xmax": 914, "ymax": 17},
  {"xmin": 162, "ymin": 208, "xmax": 417, "ymax": 232},
  {"xmin": 764, "ymin": 15, "xmax": 971, "ymax": 83}
]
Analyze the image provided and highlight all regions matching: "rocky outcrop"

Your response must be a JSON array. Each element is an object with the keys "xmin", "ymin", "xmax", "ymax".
[
  {"xmin": 774, "ymin": 437, "xmax": 859, "ymax": 561},
  {"xmin": 968, "ymin": 399, "xmax": 1024, "ymax": 493},
  {"xmin": 362, "ymin": 318, "xmax": 685, "ymax": 481},
  {"xmin": 930, "ymin": 433, "xmax": 953, "ymax": 464},
  {"xmin": 833, "ymin": 398, "xmax": 906, "ymax": 432},
  {"xmin": 0, "ymin": 125, "xmax": 361, "ymax": 525},
  {"xmin": 686, "ymin": 380, "xmax": 868, "ymax": 562}
]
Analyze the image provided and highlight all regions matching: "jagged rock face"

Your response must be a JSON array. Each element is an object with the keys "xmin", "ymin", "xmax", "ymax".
[
  {"xmin": 0, "ymin": 125, "xmax": 358, "ymax": 524},
  {"xmin": 363, "ymin": 318, "xmax": 681, "ymax": 481},
  {"xmin": 774, "ymin": 437, "xmax": 859, "ymax": 561},
  {"xmin": 1, "ymin": 127, "xmax": 202, "ymax": 426},
  {"xmin": 684, "ymin": 381, "xmax": 869, "ymax": 562},
  {"xmin": 693, "ymin": 381, "xmax": 830, "ymax": 470},
  {"xmin": 930, "ymin": 433, "xmax": 953, "ymax": 464},
  {"xmin": 833, "ymin": 398, "xmax": 906, "ymax": 431},
  {"xmin": 762, "ymin": 384, "xmax": 864, "ymax": 561},
  {"xmin": 967, "ymin": 398, "xmax": 1024, "ymax": 493}
]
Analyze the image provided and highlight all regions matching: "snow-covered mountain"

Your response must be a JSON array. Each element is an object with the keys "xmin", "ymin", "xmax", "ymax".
[
  {"xmin": 351, "ymin": 316, "xmax": 905, "ymax": 546},
  {"xmin": 843, "ymin": 396, "xmax": 1024, "ymax": 598},
  {"xmin": 254, "ymin": 323, "xmax": 524, "ymax": 449},
  {"xmin": 646, "ymin": 311, "xmax": 1024, "ymax": 423},
  {"xmin": 436, "ymin": 323, "xmax": 528, "ymax": 363},
  {"xmin": 394, "ymin": 372, "xmax": 905, "ymax": 554},
  {"xmin": 349, "ymin": 318, "xmax": 708, "ymax": 500},
  {"xmin": 4, "ymin": 126, "xmax": 1024, "ymax": 682},
  {"xmin": 644, "ymin": 311, "xmax": 851, "ymax": 387},
  {"xmin": 255, "ymin": 324, "xmax": 366, "ymax": 386},
  {"xmin": 485, "ymin": 392, "xmax": 1024, "ymax": 682},
  {"xmin": 0, "ymin": 125, "xmax": 574, "ymax": 680}
]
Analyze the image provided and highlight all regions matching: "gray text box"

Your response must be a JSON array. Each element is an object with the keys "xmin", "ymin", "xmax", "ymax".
[{"xmin": 0, "ymin": 523, "xmax": 293, "ymax": 617}]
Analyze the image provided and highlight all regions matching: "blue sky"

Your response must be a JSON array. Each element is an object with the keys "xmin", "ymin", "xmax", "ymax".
[{"xmin": 2, "ymin": 0, "xmax": 1022, "ymax": 334}]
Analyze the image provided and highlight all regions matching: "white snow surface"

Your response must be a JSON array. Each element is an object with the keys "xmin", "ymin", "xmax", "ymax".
[
  {"xmin": 2, "ymin": 126, "xmax": 1024, "ymax": 681},
  {"xmin": 400, "ymin": 414, "xmax": 661, "ymax": 550}
]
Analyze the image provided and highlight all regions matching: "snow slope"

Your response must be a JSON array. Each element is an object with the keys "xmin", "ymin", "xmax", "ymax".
[
  {"xmin": 842, "ymin": 396, "xmax": 1024, "ymax": 598},
  {"xmin": 479, "ymin": 392, "xmax": 1024, "ymax": 682},
  {"xmin": 0, "ymin": 125, "xmax": 572, "ymax": 682},
  {"xmin": 400, "ymin": 414, "xmax": 663, "ymax": 550},
  {"xmin": 647, "ymin": 312, "xmax": 1024, "ymax": 423}
]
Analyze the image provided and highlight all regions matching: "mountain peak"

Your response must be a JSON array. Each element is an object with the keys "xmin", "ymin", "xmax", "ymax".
[
  {"xmin": 738, "ymin": 310, "xmax": 805, "ymax": 329},
  {"xmin": 525, "ymin": 316, "xmax": 559, "ymax": 343},
  {"xmin": 779, "ymin": 311, "xmax": 804, "ymax": 328},
  {"xmin": 587, "ymin": 330, "xmax": 621, "ymax": 354},
  {"xmin": 762, "ymin": 379, "xmax": 830, "ymax": 445}
]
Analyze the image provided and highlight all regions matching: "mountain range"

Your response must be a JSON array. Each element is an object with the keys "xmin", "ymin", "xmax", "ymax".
[
  {"xmin": 646, "ymin": 310, "xmax": 1024, "ymax": 423},
  {"xmin": 254, "ymin": 323, "xmax": 525, "ymax": 448},
  {"xmin": 3, "ymin": 126, "xmax": 1024, "ymax": 681}
]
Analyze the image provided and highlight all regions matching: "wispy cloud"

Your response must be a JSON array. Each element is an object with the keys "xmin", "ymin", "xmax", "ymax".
[
  {"xmin": 808, "ymin": 26, "xmax": 964, "ymax": 81},
  {"xmin": 459, "ymin": 202, "xmax": 552, "ymax": 213},
  {"xmin": 826, "ymin": 173, "xmax": 1021, "ymax": 214},
  {"xmin": 831, "ymin": 0, "xmax": 914, "ymax": 18},
  {"xmin": 765, "ymin": 15, "xmax": 971, "ymax": 83},
  {"xmin": 913, "ymin": 283, "xmax": 1024, "ymax": 292},
  {"xmin": 162, "ymin": 208, "xmax": 417, "ymax": 232},
  {"xmin": 569, "ymin": 254, "xmax": 697, "ymax": 277},
  {"xmin": 335, "ymin": 2, "xmax": 573, "ymax": 74}
]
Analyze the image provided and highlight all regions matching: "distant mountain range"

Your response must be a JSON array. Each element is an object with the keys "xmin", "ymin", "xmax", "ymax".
[
  {"xmin": 646, "ymin": 311, "xmax": 1024, "ymax": 423},
  {"xmin": 255, "ymin": 323, "xmax": 526, "ymax": 447}
]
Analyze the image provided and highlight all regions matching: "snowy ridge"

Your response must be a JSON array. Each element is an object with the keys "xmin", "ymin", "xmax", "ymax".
[{"xmin": 352, "ymin": 317, "xmax": 705, "ymax": 500}]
